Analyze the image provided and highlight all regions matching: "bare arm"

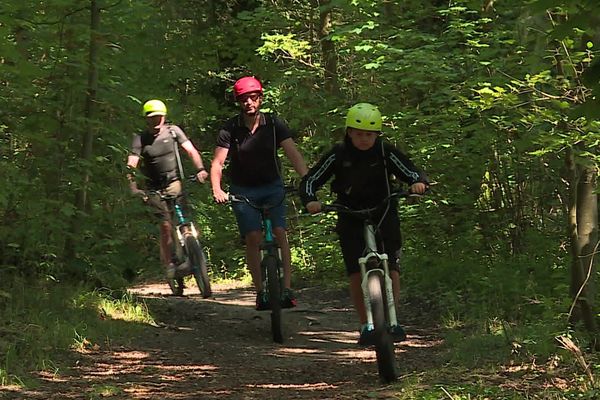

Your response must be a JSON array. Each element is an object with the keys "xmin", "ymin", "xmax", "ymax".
[
  {"xmin": 280, "ymin": 138, "xmax": 308, "ymax": 177},
  {"xmin": 210, "ymin": 146, "xmax": 229, "ymax": 203},
  {"xmin": 126, "ymin": 155, "xmax": 142, "ymax": 194},
  {"xmin": 181, "ymin": 140, "xmax": 208, "ymax": 183}
]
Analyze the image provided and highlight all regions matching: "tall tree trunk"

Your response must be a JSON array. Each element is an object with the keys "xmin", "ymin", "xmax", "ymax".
[
  {"xmin": 64, "ymin": 0, "xmax": 100, "ymax": 272},
  {"xmin": 566, "ymin": 147, "xmax": 599, "ymax": 337},
  {"xmin": 317, "ymin": 0, "xmax": 339, "ymax": 95},
  {"xmin": 76, "ymin": 0, "xmax": 100, "ymax": 212}
]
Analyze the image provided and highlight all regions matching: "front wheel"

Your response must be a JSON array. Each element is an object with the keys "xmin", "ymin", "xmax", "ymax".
[
  {"xmin": 264, "ymin": 255, "xmax": 283, "ymax": 343},
  {"xmin": 168, "ymin": 278, "xmax": 184, "ymax": 296},
  {"xmin": 184, "ymin": 235, "xmax": 212, "ymax": 298},
  {"xmin": 368, "ymin": 272, "xmax": 397, "ymax": 383}
]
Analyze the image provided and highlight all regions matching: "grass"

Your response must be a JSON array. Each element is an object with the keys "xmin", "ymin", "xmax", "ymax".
[
  {"xmin": 0, "ymin": 277, "xmax": 154, "ymax": 386},
  {"xmin": 387, "ymin": 314, "xmax": 599, "ymax": 400}
]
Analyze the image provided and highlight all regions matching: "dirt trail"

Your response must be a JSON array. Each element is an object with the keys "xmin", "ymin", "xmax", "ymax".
[{"xmin": 1, "ymin": 282, "xmax": 444, "ymax": 400}]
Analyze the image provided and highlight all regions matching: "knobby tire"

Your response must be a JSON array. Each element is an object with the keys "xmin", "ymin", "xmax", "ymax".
[
  {"xmin": 368, "ymin": 272, "xmax": 397, "ymax": 383},
  {"xmin": 264, "ymin": 255, "xmax": 283, "ymax": 343},
  {"xmin": 185, "ymin": 234, "xmax": 212, "ymax": 298}
]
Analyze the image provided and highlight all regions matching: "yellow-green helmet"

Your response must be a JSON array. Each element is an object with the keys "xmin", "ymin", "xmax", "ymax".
[
  {"xmin": 345, "ymin": 103, "xmax": 382, "ymax": 131},
  {"xmin": 142, "ymin": 99, "xmax": 167, "ymax": 117}
]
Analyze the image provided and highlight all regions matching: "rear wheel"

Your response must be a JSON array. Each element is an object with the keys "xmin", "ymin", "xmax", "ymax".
[
  {"xmin": 368, "ymin": 272, "xmax": 397, "ymax": 383},
  {"xmin": 264, "ymin": 255, "xmax": 283, "ymax": 343},
  {"xmin": 185, "ymin": 234, "xmax": 212, "ymax": 298}
]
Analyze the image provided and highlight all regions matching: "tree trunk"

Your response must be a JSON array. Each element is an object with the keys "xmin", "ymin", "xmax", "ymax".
[
  {"xmin": 317, "ymin": 0, "xmax": 339, "ymax": 95},
  {"xmin": 75, "ymin": 0, "xmax": 100, "ymax": 213},
  {"xmin": 64, "ymin": 0, "xmax": 100, "ymax": 272},
  {"xmin": 566, "ymin": 147, "xmax": 599, "ymax": 337}
]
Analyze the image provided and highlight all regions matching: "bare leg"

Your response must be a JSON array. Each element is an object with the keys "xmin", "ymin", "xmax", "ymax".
[
  {"xmin": 244, "ymin": 230, "xmax": 263, "ymax": 291},
  {"xmin": 159, "ymin": 221, "xmax": 173, "ymax": 267},
  {"xmin": 273, "ymin": 227, "xmax": 292, "ymax": 289},
  {"xmin": 349, "ymin": 272, "xmax": 367, "ymax": 325},
  {"xmin": 390, "ymin": 269, "xmax": 401, "ymax": 309}
]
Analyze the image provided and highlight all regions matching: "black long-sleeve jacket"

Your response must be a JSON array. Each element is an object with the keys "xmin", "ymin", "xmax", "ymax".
[{"xmin": 299, "ymin": 136, "xmax": 428, "ymax": 210}]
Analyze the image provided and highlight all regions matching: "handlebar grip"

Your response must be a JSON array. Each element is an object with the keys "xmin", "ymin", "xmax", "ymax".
[{"xmin": 228, "ymin": 193, "xmax": 243, "ymax": 203}]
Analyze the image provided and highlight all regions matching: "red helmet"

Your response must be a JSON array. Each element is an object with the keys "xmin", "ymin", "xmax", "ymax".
[{"xmin": 233, "ymin": 76, "xmax": 263, "ymax": 99}]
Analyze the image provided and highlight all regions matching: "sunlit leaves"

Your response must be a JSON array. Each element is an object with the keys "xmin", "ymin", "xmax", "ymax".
[{"xmin": 257, "ymin": 33, "xmax": 311, "ymax": 60}]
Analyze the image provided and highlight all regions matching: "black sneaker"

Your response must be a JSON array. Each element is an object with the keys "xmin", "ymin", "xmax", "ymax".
[
  {"xmin": 281, "ymin": 288, "xmax": 297, "ymax": 309},
  {"xmin": 389, "ymin": 324, "xmax": 407, "ymax": 342},
  {"xmin": 358, "ymin": 325, "xmax": 376, "ymax": 347},
  {"xmin": 255, "ymin": 290, "xmax": 270, "ymax": 311}
]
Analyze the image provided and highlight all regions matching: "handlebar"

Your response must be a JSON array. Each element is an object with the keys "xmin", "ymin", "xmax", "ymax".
[
  {"xmin": 144, "ymin": 175, "xmax": 202, "ymax": 200},
  {"xmin": 226, "ymin": 185, "xmax": 296, "ymax": 211},
  {"xmin": 320, "ymin": 190, "xmax": 424, "ymax": 216}
]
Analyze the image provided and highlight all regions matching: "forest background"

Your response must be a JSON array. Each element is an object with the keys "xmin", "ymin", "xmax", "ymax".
[{"xmin": 0, "ymin": 0, "xmax": 598, "ymax": 397}]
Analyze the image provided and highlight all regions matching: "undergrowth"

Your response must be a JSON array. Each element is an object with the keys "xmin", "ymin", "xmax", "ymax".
[{"xmin": 0, "ymin": 277, "xmax": 154, "ymax": 386}]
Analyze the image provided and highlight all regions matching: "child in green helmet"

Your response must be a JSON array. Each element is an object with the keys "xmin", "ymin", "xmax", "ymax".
[{"xmin": 299, "ymin": 103, "xmax": 429, "ymax": 346}]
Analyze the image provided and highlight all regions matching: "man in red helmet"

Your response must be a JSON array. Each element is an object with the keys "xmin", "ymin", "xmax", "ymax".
[{"xmin": 211, "ymin": 76, "xmax": 308, "ymax": 310}]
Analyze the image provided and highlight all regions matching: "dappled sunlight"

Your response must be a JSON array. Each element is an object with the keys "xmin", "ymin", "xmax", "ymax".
[
  {"xmin": 113, "ymin": 350, "xmax": 150, "ymax": 360},
  {"xmin": 246, "ymin": 382, "xmax": 338, "ymax": 390},
  {"xmin": 75, "ymin": 348, "xmax": 220, "ymax": 388},
  {"xmin": 297, "ymin": 329, "xmax": 356, "ymax": 345},
  {"xmin": 333, "ymin": 348, "xmax": 377, "ymax": 361},
  {"xmin": 277, "ymin": 347, "xmax": 323, "ymax": 354},
  {"xmin": 155, "ymin": 363, "xmax": 218, "ymax": 373},
  {"xmin": 404, "ymin": 337, "xmax": 444, "ymax": 348}
]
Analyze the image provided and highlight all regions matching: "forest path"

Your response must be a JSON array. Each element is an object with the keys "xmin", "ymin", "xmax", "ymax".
[{"xmin": 1, "ymin": 282, "xmax": 444, "ymax": 400}]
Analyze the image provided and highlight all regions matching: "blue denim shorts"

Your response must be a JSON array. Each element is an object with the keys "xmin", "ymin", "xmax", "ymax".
[{"xmin": 230, "ymin": 180, "xmax": 287, "ymax": 236}]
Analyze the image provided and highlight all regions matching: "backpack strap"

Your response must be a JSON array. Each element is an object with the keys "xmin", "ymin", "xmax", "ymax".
[
  {"xmin": 166, "ymin": 124, "xmax": 185, "ymax": 180},
  {"xmin": 266, "ymin": 113, "xmax": 283, "ymax": 178}
]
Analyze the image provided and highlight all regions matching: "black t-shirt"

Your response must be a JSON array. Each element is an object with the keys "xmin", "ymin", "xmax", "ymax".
[
  {"xmin": 216, "ymin": 113, "xmax": 292, "ymax": 186},
  {"xmin": 130, "ymin": 124, "xmax": 189, "ymax": 189}
]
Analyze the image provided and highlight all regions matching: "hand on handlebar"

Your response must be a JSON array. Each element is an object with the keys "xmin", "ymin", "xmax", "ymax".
[
  {"xmin": 196, "ymin": 170, "xmax": 209, "ymax": 184},
  {"xmin": 305, "ymin": 201, "xmax": 322, "ymax": 214},
  {"xmin": 213, "ymin": 188, "xmax": 229, "ymax": 204},
  {"xmin": 410, "ymin": 182, "xmax": 427, "ymax": 195},
  {"xmin": 131, "ymin": 189, "xmax": 149, "ymax": 202}
]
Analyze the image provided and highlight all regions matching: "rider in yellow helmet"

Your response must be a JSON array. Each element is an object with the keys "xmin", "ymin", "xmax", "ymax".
[
  {"xmin": 127, "ymin": 99, "xmax": 209, "ymax": 279},
  {"xmin": 300, "ymin": 102, "xmax": 429, "ymax": 346}
]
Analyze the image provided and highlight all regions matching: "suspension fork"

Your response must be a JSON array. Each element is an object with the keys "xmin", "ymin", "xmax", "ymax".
[
  {"xmin": 173, "ymin": 202, "xmax": 199, "ymax": 245},
  {"xmin": 359, "ymin": 223, "xmax": 398, "ymax": 329}
]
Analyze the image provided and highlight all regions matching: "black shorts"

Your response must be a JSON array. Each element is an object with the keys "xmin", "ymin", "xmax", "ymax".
[{"xmin": 336, "ymin": 211, "xmax": 402, "ymax": 276}]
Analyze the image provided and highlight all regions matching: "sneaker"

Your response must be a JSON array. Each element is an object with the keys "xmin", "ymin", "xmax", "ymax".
[
  {"xmin": 390, "ymin": 324, "xmax": 407, "ymax": 342},
  {"xmin": 358, "ymin": 325, "xmax": 376, "ymax": 347},
  {"xmin": 255, "ymin": 290, "xmax": 271, "ymax": 311},
  {"xmin": 166, "ymin": 262, "xmax": 176, "ymax": 279},
  {"xmin": 281, "ymin": 288, "xmax": 297, "ymax": 309}
]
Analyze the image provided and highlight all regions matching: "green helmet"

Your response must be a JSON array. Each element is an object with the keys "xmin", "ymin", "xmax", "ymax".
[
  {"xmin": 345, "ymin": 103, "xmax": 382, "ymax": 131},
  {"xmin": 142, "ymin": 99, "xmax": 167, "ymax": 117}
]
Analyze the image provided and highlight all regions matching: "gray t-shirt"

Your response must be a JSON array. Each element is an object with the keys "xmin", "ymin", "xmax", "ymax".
[{"xmin": 130, "ymin": 124, "xmax": 189, "ymax": 189}]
